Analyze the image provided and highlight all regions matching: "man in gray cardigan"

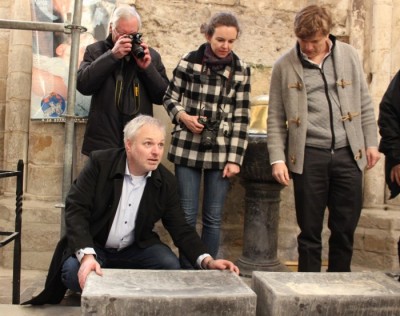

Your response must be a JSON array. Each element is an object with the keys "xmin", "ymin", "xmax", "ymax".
[{"xmin": 267, "ymin": 5, "xmax": 380, "ymax": 272}]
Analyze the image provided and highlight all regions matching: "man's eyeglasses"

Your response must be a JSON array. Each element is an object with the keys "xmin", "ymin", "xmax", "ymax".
[{"xmin": 113, "ymin": 28, "xmax": 139, "ymax": 37}]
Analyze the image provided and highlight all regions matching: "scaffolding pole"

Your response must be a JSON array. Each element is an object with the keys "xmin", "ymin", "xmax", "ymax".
[
  {"xmin": 60, "ymin": 0, "xmax": 84, "ymax": 237},
  {"xmin": 0, "ymin": 0, "xmax": 85, "ymax": 237},
  {"xmin": 0, "ymin": 19, "xmax": 66, "ymax": 32}
]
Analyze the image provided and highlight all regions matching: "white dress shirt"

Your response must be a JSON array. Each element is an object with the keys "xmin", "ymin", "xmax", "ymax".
[
  {"xmin": 105, "ymin": 165, "xmax": 148, "ymax": 249},
  {"xmin": 76, "ymin": 163, "xmax": 148, "ymax": 261},
  {"xmin": 75, "ymin": 163, "xmax": 210, "ymax": 268}
]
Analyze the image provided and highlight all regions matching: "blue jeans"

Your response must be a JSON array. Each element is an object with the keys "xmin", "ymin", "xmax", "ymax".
[
  {"xmin": 175, "ymin": 165, "xmax": 229, "ymax": 266},
  {"xmin": 61, "ymin": 243, "xmax": 180, "ymax": 292}
]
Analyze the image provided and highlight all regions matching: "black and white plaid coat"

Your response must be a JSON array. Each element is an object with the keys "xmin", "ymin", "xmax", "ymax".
[{"xmin": 163, "ymin": 44, "xmax": 251, "ymax": 170}]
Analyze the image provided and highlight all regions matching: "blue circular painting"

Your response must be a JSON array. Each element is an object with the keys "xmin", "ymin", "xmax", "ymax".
[{"xmin": 40, "ymin": 92, "xmax": 66, "ymax": 118}]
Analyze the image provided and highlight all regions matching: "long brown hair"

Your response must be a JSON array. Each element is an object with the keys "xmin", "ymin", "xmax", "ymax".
[{"xmin": 200, "ymin": 12, "xmax": 241, "ymax": 38}]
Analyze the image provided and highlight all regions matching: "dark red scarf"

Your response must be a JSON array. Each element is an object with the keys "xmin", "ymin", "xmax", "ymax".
[{"xmin": 203, "ymin": 44, "xmax": 232, "ymax": 71}]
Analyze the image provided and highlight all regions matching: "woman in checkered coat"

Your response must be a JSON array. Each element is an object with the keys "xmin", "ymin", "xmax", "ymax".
[{"xmin": 163, "ymin": 12, "xmax": 251, "ymax": 268}]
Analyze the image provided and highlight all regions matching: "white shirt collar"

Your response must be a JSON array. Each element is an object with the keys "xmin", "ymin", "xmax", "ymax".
[
  {"xmin": 300, "ymin": 39, "xmax": 333, "ymax": 67},
  {"xmin": 124, "ymin": 161, "xmax": 152, "ymax": 180}
]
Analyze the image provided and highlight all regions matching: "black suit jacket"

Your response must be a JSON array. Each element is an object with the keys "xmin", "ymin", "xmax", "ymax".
[
  {"xmin": 24, "ymin": 148, "xmax": 208, "ymax": 305},
  {"xmin": 378, "ymin": 70, "xmax": 400, "ymax": 199}
]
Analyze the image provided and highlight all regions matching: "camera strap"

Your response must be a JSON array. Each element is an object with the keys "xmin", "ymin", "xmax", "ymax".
[
  {"xmin": 115, "ymin": 59, "xmax": 140, "ymax": 117},
  {"xmin": 216, "ymin": 61, "xmax": 235, "ymax": 122},
  {"xmin": 198, "ymin": 58, "xmax": 234, "ymax": 122}
]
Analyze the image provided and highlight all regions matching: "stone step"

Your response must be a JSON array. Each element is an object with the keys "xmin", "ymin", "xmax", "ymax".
[
  {"xmin": 0, "ymin": 197, "xmax": 62, "ymax": 225},
  {"xmin": 0, "ymin": 304, "xmax": 80, "ymax": 316},
  {"xmin": 0, "ymin": 198, "xmax": 62, "ymax": 270},
  {"xmin": 82, "ymin": 269, "xmax": 257, "ymax": 316},
  {"xmin": 252, "ymin": 271, "xmax": 400, "ymax": 316}
]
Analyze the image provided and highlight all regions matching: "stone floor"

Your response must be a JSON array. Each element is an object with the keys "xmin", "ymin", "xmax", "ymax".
[
  {"xmin": 0, "ymin": 263, "xmax": 391, "ymax": 315},
  {"xmin": 0, "ymin": 268, "xmax": 80, "ymax": 315}
]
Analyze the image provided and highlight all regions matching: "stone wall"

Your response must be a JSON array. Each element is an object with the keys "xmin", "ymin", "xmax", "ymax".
[{"xmin": 0, "ymin": 0, "xmax": 399, "ymax": 271}]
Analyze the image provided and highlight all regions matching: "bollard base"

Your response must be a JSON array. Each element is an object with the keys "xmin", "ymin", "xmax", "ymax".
[{"xmin": 236, "ymin": 256, "xmax": 291, "ymax": 277}]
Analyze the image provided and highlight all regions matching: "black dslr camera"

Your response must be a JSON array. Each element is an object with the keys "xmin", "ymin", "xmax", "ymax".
[
  {"xmin": 198, "ymin": 117, "xmax": 220, "ymax": 150},
  {"xmin": 126, "ymin": 33, "xmax": 145, "ymax": 59}
]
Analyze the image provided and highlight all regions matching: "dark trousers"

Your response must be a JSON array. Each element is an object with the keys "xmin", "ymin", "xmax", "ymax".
[{"xmin": 292, "ymin": 147, "xmax": 362, "ymax": 272}]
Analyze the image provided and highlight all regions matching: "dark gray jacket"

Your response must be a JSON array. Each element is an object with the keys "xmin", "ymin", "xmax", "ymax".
[{"xmin": 77, "ymin": 34, "xmax": 169, "ymax": 155}]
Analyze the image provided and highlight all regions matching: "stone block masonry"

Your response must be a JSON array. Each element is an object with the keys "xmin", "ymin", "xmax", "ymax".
[
  {"xmin": 82, "ymin": 269, "xmax": 257, "ymax": 316},
  {"xmin": 353, "ymin": 208, "xmax": 400, "ymax": 270}
]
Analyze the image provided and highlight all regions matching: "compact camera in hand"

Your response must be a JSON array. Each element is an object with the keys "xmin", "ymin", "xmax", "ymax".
[
  {"xmin": 126, "ymin": 33, "xmax": 145, "ymax": 59},
  {"xmin": 198, "ymin": 117, "xmax": 220, "ymax": 150}
]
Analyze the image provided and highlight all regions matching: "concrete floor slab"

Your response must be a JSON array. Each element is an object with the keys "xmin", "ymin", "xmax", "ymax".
[{"xmin": 252, "ymin": 271, "xmax": 400, "ymax": 316}]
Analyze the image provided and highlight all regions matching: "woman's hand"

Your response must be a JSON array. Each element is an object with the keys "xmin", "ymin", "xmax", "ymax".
[
  {"xmin": 179, "ymin": 112, "xmax": 205, "ymax": 134},
  {"xmin": 223, "ymin": 163, "xmax": 240, "ymax": 178}
]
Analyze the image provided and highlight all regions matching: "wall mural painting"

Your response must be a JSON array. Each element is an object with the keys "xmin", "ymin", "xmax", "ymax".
[{"xmin": 30, "ymin": 0, "xmax": 115, "ymax": 121}]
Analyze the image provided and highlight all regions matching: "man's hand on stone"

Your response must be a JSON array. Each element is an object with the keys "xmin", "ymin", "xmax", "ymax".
[
  {"xmin": 202, "ymin": 257, "xmax": 240, "ymax": 275},
  {"xmin": 78, "ymin": 254, "xmax": 103, "ymax": 290}
]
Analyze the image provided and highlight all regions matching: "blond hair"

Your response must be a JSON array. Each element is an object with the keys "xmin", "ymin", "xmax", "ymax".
[{"xmin": 294, "ymin": 5, "xmax": 332, "ymax": 39}]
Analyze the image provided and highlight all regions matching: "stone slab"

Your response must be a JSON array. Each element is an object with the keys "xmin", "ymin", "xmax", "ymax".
[
  {"xmin": 82, "ymin": 269, "xmax": 257, "ymax": 316},
  {"xmin": 252, "ymin": 271, "xmax": 400, "ymax": 316}
]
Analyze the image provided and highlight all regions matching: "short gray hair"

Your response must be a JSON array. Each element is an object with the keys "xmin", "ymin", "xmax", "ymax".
[
  {"xmin": 123, "ymin": 115, "xmax": 166, "ymax": 143},
  {"xmin": 111, "ymin": 5, "xmax": 142, "ymax": 32}
]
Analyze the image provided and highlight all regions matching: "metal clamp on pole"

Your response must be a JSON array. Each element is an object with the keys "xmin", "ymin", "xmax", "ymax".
[{"xmin": 64, "ymin": 23, "xmax": 87, "ymax": 34}]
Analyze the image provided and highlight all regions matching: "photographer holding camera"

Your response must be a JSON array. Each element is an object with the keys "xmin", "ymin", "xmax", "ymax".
[
  {"xmin": 163, "ymin": 12, "xmax": 251, "ymax": 268},
  {"xmin": 77, "ymin": 5, "xmax": 169, "ymax": 156}
]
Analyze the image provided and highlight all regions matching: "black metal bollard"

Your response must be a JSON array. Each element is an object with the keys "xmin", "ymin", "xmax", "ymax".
[{"xmin": 236, "ymin": 134, "xmax": 290, "ymax": 277}]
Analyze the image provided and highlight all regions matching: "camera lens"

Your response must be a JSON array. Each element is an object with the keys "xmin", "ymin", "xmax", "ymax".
[
  {"xmin": 126, "ymin": 34, "xmax": 145, "ymax": 59},
  {"xmin": 132, "ymin": 44, "xmax": 145, "ymax": 59},
  {"xmin": 198, "ymin": 117, "xmax": 207, "ymax": 125},
  {"xmin": 198, "ymin": 119, "xmax": 219, "ymax": 150}
]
